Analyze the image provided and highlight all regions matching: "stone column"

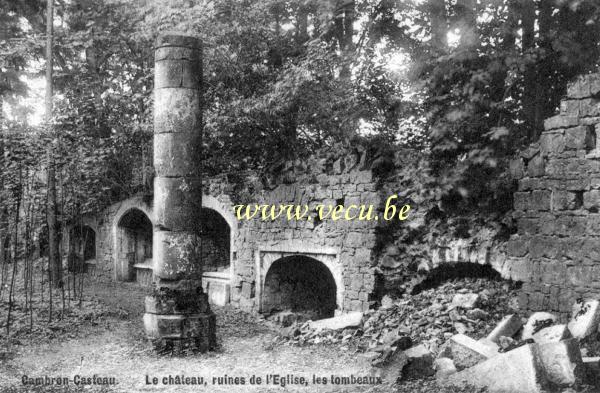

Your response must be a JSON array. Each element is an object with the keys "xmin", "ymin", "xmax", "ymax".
[{"xmin": 143, "ymin": 33, "xmax": 216, "ymax": 352}]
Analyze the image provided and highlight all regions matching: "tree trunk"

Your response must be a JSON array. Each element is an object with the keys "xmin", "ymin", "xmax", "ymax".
[
  {"xmin": 454, "ymin": 0, "xmax": 477, "ymax": 48},
  {"xmin": 428, "ymin": 0, "xmax": 448, "ymax": 51},
  {"xmin": 489, "ymin": 0, "xmax": 518, "ymax": 126},
  {"xmin": 45, "ymin": 0, "xmax": 61, "ymax": 289},
  {"xmin": 337, "ymin": 0, "xmax": 355, "ymax": 78},
  {"xmin": 533, "ymin": 0, "xmax": 553, "ymax": 140},
  {"xmin": 520, "ymin": 0, "xmax": 536, "ymax": 141}
]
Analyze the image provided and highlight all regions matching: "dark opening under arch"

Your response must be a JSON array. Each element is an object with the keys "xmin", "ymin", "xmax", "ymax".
[
  {"xmin": 199, "ymin": 207, "xmax": 230, "ymax": 273},
  {"xmin": 262, "ymin": 255, "xmax": 337, "ymax": 320},
  {"xmin": 117, "ymin": 209, "xmax": 152, "ymax": 281}
]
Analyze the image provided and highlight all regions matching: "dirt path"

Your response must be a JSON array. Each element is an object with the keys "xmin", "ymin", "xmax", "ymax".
[{"xmin": 0, "ymin": 280, "xmax": 391, "ymax": 393}]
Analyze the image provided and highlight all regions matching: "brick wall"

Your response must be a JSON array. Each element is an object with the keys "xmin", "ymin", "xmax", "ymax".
[{"xmin": 508, "ymin": 73, "xmax": 600, "ymax": 318}]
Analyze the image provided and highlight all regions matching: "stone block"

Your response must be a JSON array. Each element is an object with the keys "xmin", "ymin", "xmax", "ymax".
[
  {"xmin": 582, "ymin": 356, "xmax": 600, "ymax": 375},
  {"xmin": 567, "ymin": 299, "xmax": 600, "ymax": 340},
  {"xmin": 309, "ymin": 311, "xmax": 363, "ymax": 331},
  {"xmin": 444, "ymin": 344, "xmax": 546, "ymax": 393},
  {"xmin": 560, "ymin": 99, "xmax": 581, "ymax": 116},
  {"xmin": 579, "ymin": 98, "xmax": 600, "ymax": 117},
  {"xmin": 434, "ymin": 357, "xmax": 457, "ymax": 379},
  {"xmin": 527, "ymin": 155, "xmax": 545, "ymax": 177},
  {"xmin": 154, "ymin": 133, "xmax": 202, "ymax": 177},
  {"xmin": 152, "ymin": 230, "xmax": 202, "ymax": 280},
  {"xmin": 204, "ymin": 279, "xmax": 230, "ymax": 306},
  {"xmin": 540, "ymin": 132, "xmax": 565, "ymax": 155},
  {"xmin": 241, "ymin": 281, "xmax": 254, "ymax": 298},
  {"xmin": 143, "ymin": 313, "xmax": 185, "ymax": 339},
  {"xmin": 552, "ymin": 190, "xmax": 580, "ymax": 211},
  {"xmin": 154, "ymin": 177, "xmax": 203, "ymax": 231},
  {"xmin": 154, "ymin": 88, "xmax": 201, "ymax": 134},
  {"xmin": 507, "ymin": 237, "xmax": 528, "ymax": 258},
  {"xmin": 522, "ymin": 312, "xmax": 558, "ymax": 340},
  {"xmin": 487, "ymin": 314, "xmax": 523, "ymax": 344},
  {"xmin": 532, "ymin": 324, "xmax": 572, "ymax": 344},
  {"xmin": 544, "ymin": 116, "xmax": 578, "ymax": 131},
  {"xmin": 155, "ymin": 58, "xmax": 201, "ymax": 89},
  {"xmin": 401, "ymin": 345, "xmax": 435, "ymax": 380},
  {"xmin": 584, "ymin": 190, "xmax": 600, "ymax": 211},
  {"xmin": 537, "ymin": 339, "xmax": 582, "ymax": 388},
  {"xmin": 567, "ymin": 77, "xmax": 590, "ymax": 99},
  {"xmin": 451, "ymin": 293, "xmax": 480, "ymax": 309},
  {"xmin": 565, "ymin": 125, "xmax": 593, "ymax": 150},
  {"xmin": 514, "ymin": 192, "xmax": 530, "ymax": 211},
  {"xmin": 531, "ymin": 190, "xmax": 551, "ymax": 211},
  {"xmin": 182, "ymin": 313, "xmax": 217, "ymax": 342},
  {"xmin": 438, "ymin": 334, "xmax": 499, "ymax": 371}
]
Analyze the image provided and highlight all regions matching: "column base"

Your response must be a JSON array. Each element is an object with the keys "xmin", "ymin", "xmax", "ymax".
[
  {"xmin": 144, "ymin": 312, "xmax": 216, "ymax": 353},
  {"xmin": 143, "ymin": 288, "xmax": 217, "ymax": 353}
]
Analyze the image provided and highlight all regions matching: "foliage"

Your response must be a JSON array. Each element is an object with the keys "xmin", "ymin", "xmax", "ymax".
[{"xmin": 1, "ymin": 0, "xmax": 600, "ymax": 258}]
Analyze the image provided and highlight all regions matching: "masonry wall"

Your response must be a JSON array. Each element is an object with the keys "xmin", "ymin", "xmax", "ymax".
[
  {"xmin": 204, "ymin": 147, "xmax": 381, "ymax": 314},
  {"xmin": 508, "ymin": 73, "xmax": 600, "ymax": 317},
  {"xmin": 63, "ymin": 196, "xmax": 154, "ymax": 283}
]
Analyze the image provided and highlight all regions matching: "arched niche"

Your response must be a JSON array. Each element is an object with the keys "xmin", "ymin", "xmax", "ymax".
[
  {"xmin": 112, "ymin": 199, "xmax": 154, "ymax": 282},
  {"xmin": 262, "ymin": 255, "xmax": 337, "ymax": 320}
]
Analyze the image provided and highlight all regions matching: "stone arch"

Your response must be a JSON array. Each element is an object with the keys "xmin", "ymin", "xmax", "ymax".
[
  {"xmin": 200, "ymin": 208, "xmax": 230, "ymax": 273},
  {"xmin": 201, "ymin": 194, "xmax": 237, "ymax": 276},
  {"xmin": 200, "ymin": 194, "xmax": 237, "ymax": 305},
  {"xmin": 424, "ymin": 240, "xmax": 510, "ymax": 279},
  {"xmin": 261, "ymin": 255, "xmax": 338, "ymax": 320},
  {"xmin": 111, "ymin": 197, "xmax": 155, "ymax": 282},
  {"xmin": 255, "ymin": 242, "xmax": 344, "ymax": 315}
]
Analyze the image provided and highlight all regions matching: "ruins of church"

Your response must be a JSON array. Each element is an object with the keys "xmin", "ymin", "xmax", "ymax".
[{"xmin": 61, "ymin": 33, "xmax": 600, "ymax": 350}]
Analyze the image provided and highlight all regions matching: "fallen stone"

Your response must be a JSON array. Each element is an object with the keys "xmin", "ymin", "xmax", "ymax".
[
  {"xmin": 444, "ymin": 344, "xmax": 546, "ymax": 393},
  {"xmin": 451, "ymin": 293, "xmax": 480, "ymax": 309},
  {"xmin": 372, "ymin": 348, "xmax": 408, "ymax": 382},
  {"xmin": 308, "ymin": 312, "xmax": 363, "ymax": 331},
  {"xmin": 401, "ymin": 344, "xmax": 435, "ymax": 380},
  {"xmin": 532, "ymin": 324, "xmax": 572, "ymax": 344},
  {"xmin": 487, "ymin": 314, "xmax": 523, "ymax": 343},
  {"xmin": 434, "ymin": 357, "xmax": 457, "ymax": 379},
  {"xmin": 567, "ymin": 299, "xmax": 600, "ymax": 340},
  {"xmin": 454, "ymin": 322, "xmax": 468, "ymax": 335},
  {"xmin": 583, "ymin": 356, "xmax": 600, "ymax": 374},
  {"xmin": 466, "ymin": 308, "xmax": 489, "ymax": 320},
  {"xmin": 521, "ymin": 312, "xmax": 557, "ymax": 340},
  {"xmin": 478, "ymin": 338, "xmax": 501, "ymax": 352},
  {"xmin": 582, "ymin": 357, "xmax": 600, "ymax": 386},
  {"xmin": 438, "ymin": 334, "xmax": 499, "ymax": 370},
  {"xmin": 381, "ymin": 329, "xmax": 412, "ymax": 349},
  {"xmin": 380, "ymin": 295, "xmax": 394, "ymax": 309},
  {"xmin": 273, "ymin": 311, "xmax": 301, "ymax": 327},
  {"xmin": 537, "ymin": 338, "xmax": 582, "ymax": 388}
]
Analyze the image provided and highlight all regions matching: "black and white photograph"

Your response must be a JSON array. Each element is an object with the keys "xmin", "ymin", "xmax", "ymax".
[{"xmin": 1, "ymin": 0, "xmax": 600, "ymax": 392}]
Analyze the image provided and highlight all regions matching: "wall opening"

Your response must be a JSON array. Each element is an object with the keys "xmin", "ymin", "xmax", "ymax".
[
  {"xmin": 116, "ymin": 209, "xmax": 152, "ymax": 281},
  {"xmin": 262, "ymin": 255, "xmax": 337, "ymax": 321},
  {"xmin": 199, "ymin": 208, "xmax": 230, "ymax": 273},
  {"xmin": 411, "ymin": 262, "xmax": 519, "ymax": 295}
]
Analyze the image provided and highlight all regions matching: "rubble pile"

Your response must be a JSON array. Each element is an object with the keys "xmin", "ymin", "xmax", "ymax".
[
  {"xmin": 272, "ymin": 277, "xmax": 600, "ymax": 391},
  {"xmin": 384, "ymin": 299, "xmax": 600, "ymax": 392},
  {"xmin": 275, "ymin": 277, "xmax": 520, "ymax": 348}
]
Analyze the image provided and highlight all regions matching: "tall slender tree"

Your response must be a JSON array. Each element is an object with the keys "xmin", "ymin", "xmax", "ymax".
[{"xmin": 45, "ymin": 0, "xmax": 61, "ymax": 289}]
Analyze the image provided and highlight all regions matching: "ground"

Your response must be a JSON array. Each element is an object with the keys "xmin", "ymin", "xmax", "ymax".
[{"xmin": 0, "ymin": 275, "xmax": 399, "ymax": 393}]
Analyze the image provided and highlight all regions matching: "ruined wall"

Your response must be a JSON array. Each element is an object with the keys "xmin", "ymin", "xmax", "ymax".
[
  {"xmin": 204, "ymin": 148, "xmax": 381, "ymax": 315},
  {"xmin": 508, "ymin": 73, "xmax": 600, "ymax": 317},
  {"xmin": 63, "ymin": 195, "xmax": 154, "ymax": 283}
]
